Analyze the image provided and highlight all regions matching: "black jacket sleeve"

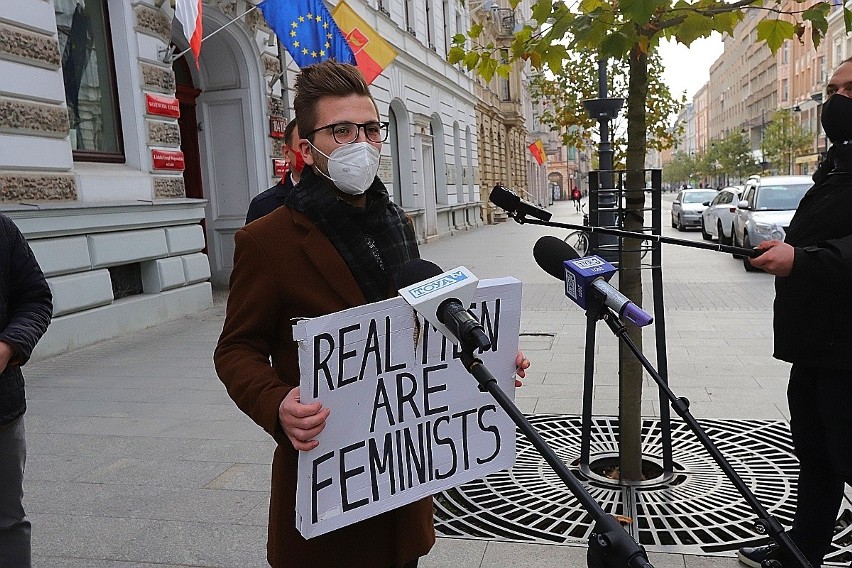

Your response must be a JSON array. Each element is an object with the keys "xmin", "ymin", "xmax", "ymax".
[{"xmin": 0, "ymin": 215, "xmax": 52, "ymax": 366}]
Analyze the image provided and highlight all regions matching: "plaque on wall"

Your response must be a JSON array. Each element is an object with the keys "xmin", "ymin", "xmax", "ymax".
[
  {"xmin": 377, "ymin": 160, "xmax": 393, "ymax": 183},
  {"xmin": 446, "ymin": 164, "xmax": 456, "ymax": 183},
  {"xmin": 146, "ymin": 93, "xmax": 180, "ymax": 118},
  {"xmin": 269, "ymin": 115, "xmax": 286, "ymax": 139},
  {"xmin": 152, "ymin": 149, "xmax": 185, "ymax": 171}
]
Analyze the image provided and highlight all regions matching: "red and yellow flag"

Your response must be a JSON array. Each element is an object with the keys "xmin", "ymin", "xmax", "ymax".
[
  {"xmin": 331, "ymin": 0, "xmax": 398, "ymax": 84},
  {"xmin": 529, "ymin": 139, "xmax": 547, "ymax": 165}
]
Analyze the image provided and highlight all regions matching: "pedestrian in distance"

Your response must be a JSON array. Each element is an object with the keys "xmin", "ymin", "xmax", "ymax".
[
  {"xmin": 0, "ymin": 214, "xmax": 52, "ymax": 568},
  {"xmin": 570, "ymin": 187, "xmax": 582, "ymax": 212},
  {"xmin": 738, "ymin": 56, "xmax": 852, "ymax": 568},
  {"xmin": 245, "ymin": 118, "xmax": 304, "ymax": 224}
]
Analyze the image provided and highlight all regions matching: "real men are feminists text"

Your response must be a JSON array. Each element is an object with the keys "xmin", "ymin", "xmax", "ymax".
[{"xmin": 309, "ymin": 300, "xmax": 502, "ymax": 524}]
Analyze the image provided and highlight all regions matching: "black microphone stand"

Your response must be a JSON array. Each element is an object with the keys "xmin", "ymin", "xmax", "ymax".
[
  {"xmin": 506, "ymin": 212, "xmax": 762, "ymax": 258},
  {"xmin": 456, "ymin": 342, "xmax": 655, "ymax": 568},
  {"xmin": 588, "ymin": 301, "xmax": 811, "ymax": 568}
]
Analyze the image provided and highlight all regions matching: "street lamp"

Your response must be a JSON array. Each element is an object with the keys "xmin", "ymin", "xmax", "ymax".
[
  {"xmin": 760, "ymin": 108, "xmax": 769, "ymax": 174},
  {"xmin": 787, "ymin": 100, "xmax": 816, "ymax": 175},
  {"xmin": 582, "ymin": 59, "xmax": 624, "ymax": 262},
  {"xmin": 787, "ymin": 106, "xmax": 803, "ymax": 175},
  {"xmin": 810, "ymin": 93, "xmax": 826, "ymax": 156}
]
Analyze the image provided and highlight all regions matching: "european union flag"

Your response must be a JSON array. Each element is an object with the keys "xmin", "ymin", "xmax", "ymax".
[{"xmin": 259, "ymin": 0, "xmax": 356, "ymax": 68}]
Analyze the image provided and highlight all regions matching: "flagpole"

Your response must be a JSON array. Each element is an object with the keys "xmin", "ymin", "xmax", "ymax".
[{"xmin": 163, "ymin": 3, "xmax": 260, "ymax": 64}]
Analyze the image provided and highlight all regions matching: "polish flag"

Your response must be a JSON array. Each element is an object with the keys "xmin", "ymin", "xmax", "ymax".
[{"xmin": 175, "ymin": 0, "xmax": 202, "ymax": 67}]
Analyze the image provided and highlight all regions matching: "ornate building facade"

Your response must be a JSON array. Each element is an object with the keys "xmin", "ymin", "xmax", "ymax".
[
  {"xmin": 470, "ymin": 0, "xmax": 548, "ymax": 223},
  {"xmin": 0, "ymin": 0, "xmax": 498, "ymax": 356}
]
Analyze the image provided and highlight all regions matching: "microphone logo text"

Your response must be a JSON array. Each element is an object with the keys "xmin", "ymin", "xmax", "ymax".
[
  {"xmin": 408, "ymin": 271, "xmax": 469, "ymax": 299},
  {"xmin": 572, "ymin": 257, "xmax": 606, "ymax": 270}
]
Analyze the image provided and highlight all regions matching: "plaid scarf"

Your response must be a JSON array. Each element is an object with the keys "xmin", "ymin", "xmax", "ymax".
[{"xmin": 285, "ymin": 168, "xmax": 419, "ymax": 303}]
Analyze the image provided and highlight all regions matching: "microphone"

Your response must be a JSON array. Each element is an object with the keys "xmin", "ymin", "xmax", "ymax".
[
  {"xmin": 396, "ymin": 259, "xmax": 492, "ymax": 350},
  {"xmin": 489, "ymin": 185, "xmax": 553, "ymax": 222},
  {"xmin": 533, "ymin": 236, "xmax": 653, "ymax": 327}
]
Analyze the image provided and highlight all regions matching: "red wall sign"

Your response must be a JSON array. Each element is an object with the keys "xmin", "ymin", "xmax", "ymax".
[
  {"xmin": 146, "ymin": 93, "xmax": 180, "ymax": 118},
  {"xmin": 273, "ymin": 158, "xmax": 288, "ymax": 178},
  {"xmin": 269, "ymin": 115, "xmax": 286, "ymax": 139},
  {"xmin": 152, "ymin": 149, "xmax": 185, "ymax": 171}
]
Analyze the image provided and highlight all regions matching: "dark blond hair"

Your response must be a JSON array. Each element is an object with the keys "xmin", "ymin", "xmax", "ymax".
[{"xmin": 293, "ymin": 60, "xmax": 376, "ymax": 138}]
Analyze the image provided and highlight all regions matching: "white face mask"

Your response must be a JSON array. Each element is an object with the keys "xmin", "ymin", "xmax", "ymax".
[{"xmin": 310, "ymin": 141, "xmax": 381, "ymax": 195}]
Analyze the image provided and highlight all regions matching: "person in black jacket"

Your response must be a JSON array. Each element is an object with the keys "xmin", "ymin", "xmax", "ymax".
[
  {"xmin": 738, "ymin": 57, "xmax": 852, "ymax": 568},
  {"xmin": 0, "ymin": 214, "xmax": 52, "ymax": 568},
  {"xmin": 246, "ymin": 119, "xmax": 303, "ymax": 224}
]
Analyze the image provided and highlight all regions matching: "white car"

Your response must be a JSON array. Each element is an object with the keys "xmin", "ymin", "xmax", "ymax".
[
  {"xmin": 700, "ymin": 186, "xmax": 743, "ymax": 244},
  {"xmin": 671, "ymin": 189, "xmax": 718, "ymax": 231},
  {"xmin": 731, "ymin": 175, "xmax": 812, "ymax": 271}
]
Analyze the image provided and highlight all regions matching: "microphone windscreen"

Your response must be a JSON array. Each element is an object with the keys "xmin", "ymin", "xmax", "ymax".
[
  {"xmin": 533, "ymin": 236, "xmax": 579, "ymax": 281},
  {"xmin": 393, "ymin": 258, "xmax": 444, "ymax": 289},
  {"xmin": 489, "ymin": 185, "xmax": 520, "ymax": 212}
]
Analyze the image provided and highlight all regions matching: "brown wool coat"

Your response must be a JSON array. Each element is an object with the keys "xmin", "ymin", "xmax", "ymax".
[{"xmin": 214, "ymin": 206, "xmax": 435, "ymax": 568}]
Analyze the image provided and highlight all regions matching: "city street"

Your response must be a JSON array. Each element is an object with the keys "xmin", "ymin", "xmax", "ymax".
[{"xmin": 23, "ymin": 196, "xmax": 817, "ymax": 568}]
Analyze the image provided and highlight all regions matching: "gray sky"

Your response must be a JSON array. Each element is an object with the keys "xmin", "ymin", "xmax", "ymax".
[{"xmin": 657, "ymin": 34, "xmax": 724, "ymax": 101}]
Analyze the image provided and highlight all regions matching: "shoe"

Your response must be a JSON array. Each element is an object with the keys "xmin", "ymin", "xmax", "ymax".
[
  {"xmin": 738, "ymin": 542, "xmax": 820, "ymax": 568},
  {"xmin": 738, "ymin": 543, "xmax": 781, "ymax": 568}
]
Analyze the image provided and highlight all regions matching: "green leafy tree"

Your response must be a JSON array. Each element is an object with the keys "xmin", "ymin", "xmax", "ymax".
[
  {"xmin": 717, "ymin": 131, "xmax": 760, "ymax": 184},
  {"xmin": 694, "ymin": 144, "xmax": 722, "ymax": 185},
  {"xmin": 662, "ymin": 150, "xmax": 696, "ymax": 187},
  {"xmin": 452, "ymin": 0, "xmax": 850, "ymax": 482},
  {"xmin": 530, "ymin": 51, "xmax": 684, "ymax": 168},
  {"xmin": 695, "ymin": 132, "xmax": 759, "ymax": 186},
  {"xmin": 762, "ymin": 109, "xmax": 815, "ymax": 175}
]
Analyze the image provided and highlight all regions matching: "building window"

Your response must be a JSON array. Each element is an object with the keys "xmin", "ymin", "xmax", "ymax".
[
  {"xmin": 426, "ymin": 0, "xmax": 434, "ymax": 49},
  {"xmin": 404, "ymin": 0, "xmax": 415, "ymax": 35},
  {"xmin": 56, "ymin": 0, "xmax": 123, "ymax": 161},
  {"xmin": 498, "ymin": 49, "xmax": 510, "ymax": 101},
  {"xmin": 443, "ymin": 0, "xmax": 451, "ymax": 55},
  {"xmin": 781, "ymin": 78, "xmax": 789, "ymax": 102}
]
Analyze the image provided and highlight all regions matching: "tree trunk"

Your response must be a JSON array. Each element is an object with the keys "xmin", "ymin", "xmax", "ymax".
[{"xmin": 618, "ymin": 47, "xmax": 649, "ymax": 482}]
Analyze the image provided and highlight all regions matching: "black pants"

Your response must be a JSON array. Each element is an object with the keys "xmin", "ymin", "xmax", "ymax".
[{"xmin": 786, "ymin": 364, "xmax": 852, "ymax": 565}]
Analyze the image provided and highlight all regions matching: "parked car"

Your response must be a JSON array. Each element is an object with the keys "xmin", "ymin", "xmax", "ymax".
[
  {"xmin": 731, "ymin": 175, "xmax": 812, "ymax": 271},
  {"xmin": 671, "ymin": 189, "xmax": 718, "ymax": 231},
  {"xmin": 700, "ymin": 186, "xmax": 743, "ymax": 243}
]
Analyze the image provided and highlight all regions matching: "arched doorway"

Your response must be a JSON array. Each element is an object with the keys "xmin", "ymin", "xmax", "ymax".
[
  {"xmin": 171, "ymin": 8, "xmax": 268, "ymax": 287},
  {"xmin": 174, "ymin": 57, "xmax": 205, "ymax": 250},
  {"xmin": 548, "ymin": 172, "xmax": 564, "ymax": 200}
]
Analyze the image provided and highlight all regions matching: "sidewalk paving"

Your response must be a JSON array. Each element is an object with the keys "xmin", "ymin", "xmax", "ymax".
[{"xmin": 23, "ymin": 199, "xmax": 805, "ymax": 567}]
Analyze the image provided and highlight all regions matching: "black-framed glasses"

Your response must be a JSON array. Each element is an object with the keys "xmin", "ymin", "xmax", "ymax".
[{"xmin": 305, "ymin": 121, "xmax": 389, "ymax": 144}]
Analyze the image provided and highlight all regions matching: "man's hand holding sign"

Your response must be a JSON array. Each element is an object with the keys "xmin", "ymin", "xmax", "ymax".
[
  {"xmin": 279, "ymin": 387, "xmax": 330, "ymax": 452},
  {"xmin": 291, "ymin": 268, "xmax": 522, "ymax": 538}
]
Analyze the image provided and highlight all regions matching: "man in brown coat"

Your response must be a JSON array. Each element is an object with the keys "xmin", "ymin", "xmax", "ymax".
[{"xmin": 214, "ymin": 61, "xmax": 433, "ymax": 568}]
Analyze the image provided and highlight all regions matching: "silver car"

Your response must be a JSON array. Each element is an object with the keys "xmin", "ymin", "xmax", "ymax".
[
  {"xmin": 731, "ymin": 175, "xmax": 812, "ymax": 271},
  {"xmin": 671, "ymin": 189, "xmax": 718, "ymax": 231},
  {"xmin": 700, "ymin": 186, "xmax": 743, "ymax": 244}
]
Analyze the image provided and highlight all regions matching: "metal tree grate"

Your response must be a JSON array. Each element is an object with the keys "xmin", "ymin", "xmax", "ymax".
[{"xmin": 434, "ymin": 415, "xmax": 852, "ymax": 564}]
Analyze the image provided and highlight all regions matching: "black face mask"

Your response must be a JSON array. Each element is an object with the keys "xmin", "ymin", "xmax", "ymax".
[{"xmin": 821, "ymin": 93, "xmax": 852, "ymax": 145}]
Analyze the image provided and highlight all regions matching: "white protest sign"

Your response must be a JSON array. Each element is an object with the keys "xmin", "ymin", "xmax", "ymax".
[{"xmin": 292, "ymin": 277, "xmax": 521, "ymax": 538}]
